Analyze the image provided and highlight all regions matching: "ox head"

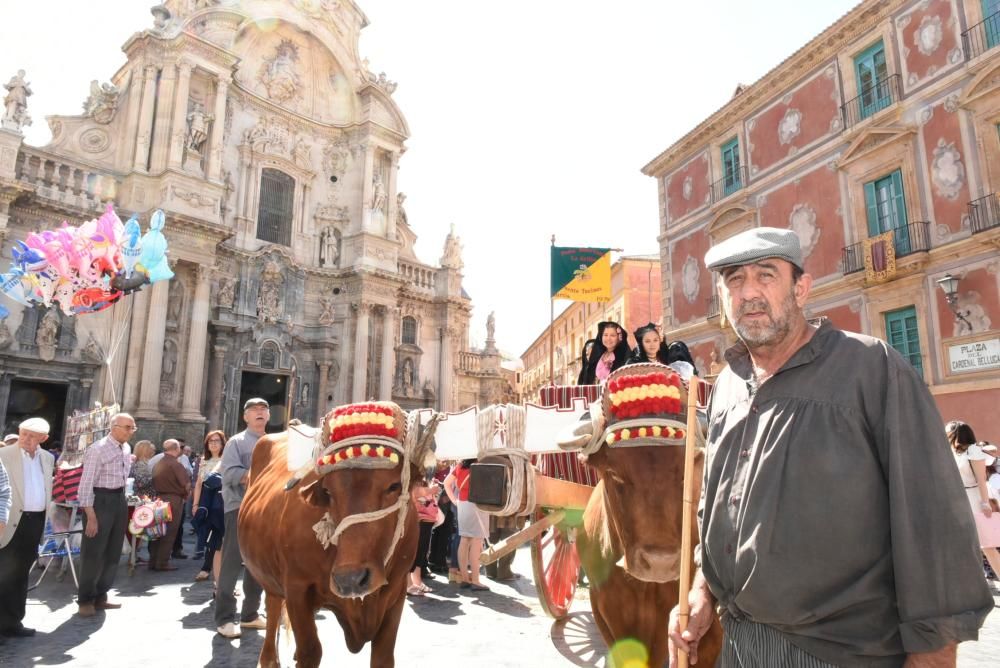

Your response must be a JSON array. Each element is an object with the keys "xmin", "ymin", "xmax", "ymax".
[
  {"xmin": 297, "ymin": 402, "xmax": 438, "ymax": 599},
  {"xmin": 561, "ymin": 364, "xmax": 700, "ymax": 583}
]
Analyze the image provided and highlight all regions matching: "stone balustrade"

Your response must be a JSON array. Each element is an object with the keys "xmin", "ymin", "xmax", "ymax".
[
  {"xmin": 398, "ymin": 260, "xmax": 436, "ymax": 290},
  {"xmin": 15, "ymin": 147, "xmax": 119, "ymax": 213},
  {"xmin": 458, "ymin": 350, "xmax": 481, "ymax": 373}
]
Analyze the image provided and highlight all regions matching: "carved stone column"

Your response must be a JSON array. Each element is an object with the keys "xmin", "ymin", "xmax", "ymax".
[
  {"xmin": 386, "ymin": 152, "xmax": 399, "ymax": 241},
  {"xmin": 179, "ymin": 265, "xmax": 211, "ymax": 419},
  {"xmin": 135, "ymin": 280, "xmax": 169, "ymax": 418},
  {"xmin": 207, "ymin": 77, "xmax": 229, "ymax": 182},
  {"xmin": 133, "ymin": 65, "xmax": 158, "ymax": 172},
  {"xmin": 121, "ymin": 286, "xmax": 151, "ymax": 411},
  {"xmin": 205, "ymin": 342, "xmax": 227, "ymax": 429},
  {"xmin": 315, "ymin": 361, "xmax": 330, "ymax": 425},
  {"xmin": 351, "ymin": 303, "xmax": 370, "ymax": 401},
  {"xmin": 360, "ymin": 144, "xmax": 375, "ymax": 233},
  {"xmin": 168, "ymin": 61, "xmax": 193, "ymax": 170},
  {"xmin": 379, "ymin": 308, "xmax": 395, "ymax": 400},
  {"xmin": 439, "ymin": 327, "xmax": 453, "ymax": 411},
  {"xmin": 150, "ymin": 63, "xmax": 177, "ymax": 173},
  {"xmin": 335, "ymin": 326, "xmax": 351, "ymax": 405}
]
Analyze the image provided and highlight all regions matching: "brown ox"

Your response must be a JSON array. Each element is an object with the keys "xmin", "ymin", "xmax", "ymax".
[
  {"xmin": 574, "ymin": 420, "xmax": 722, "ymax": 666},
  {"xmin": 239, "ymin": 432, "xmax": 419, "ymax": 668}
]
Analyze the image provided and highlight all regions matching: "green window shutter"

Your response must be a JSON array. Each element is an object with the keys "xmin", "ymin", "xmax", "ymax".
[
  {"xmin": 855, "ymin": 41, "xmax": 888, "ymax": 119},
  {"xmin": 864, "ymin": 180, "xmax": 880, "ymax": 237},
  {"xmin": 884, "ymin": 306, "xmax": 923, "ymax": 376},
  {"xmin": 889, "ymin": 170, "xmax": 907, "ymax": 228},
  {"xmin": 984, "ymin": 0, "xmax": 1000, "ymax": 49},
  {"xmin": 721, "ymin": 137, "xmax": 741, "ymax": 195}
]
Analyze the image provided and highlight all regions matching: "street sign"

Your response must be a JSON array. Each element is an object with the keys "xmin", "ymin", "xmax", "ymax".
[{"xmin": 947, "ymin": 337, "xmax": 1000, "ymax": 375}]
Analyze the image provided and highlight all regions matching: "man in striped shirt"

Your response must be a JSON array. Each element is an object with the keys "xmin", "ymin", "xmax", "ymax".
[{"xmin": 76, "ymin": 413, "xmax": 136, "ymax": 618}]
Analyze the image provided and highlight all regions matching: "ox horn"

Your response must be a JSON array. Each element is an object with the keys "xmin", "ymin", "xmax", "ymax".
[{"xmin": 556, "ymin": 403, "xmax": 606, "ymax": 451}]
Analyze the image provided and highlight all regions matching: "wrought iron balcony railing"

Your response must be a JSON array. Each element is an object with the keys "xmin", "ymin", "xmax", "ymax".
[
  {"xmin": 710, "ymin": 165, "xmax": 748, "ymax": 204},
  {"xmin": 962, "ymin": 12, "xmax": 1000, "ymax": 61},
  {"xmin": 968, "ymin": 192, "xmax": 1000, "ymax": 234},
  {"xmin": 706, "ymin": 295, "xmax": 720, "ymax": 320},
  {"xmin": 841, "ymin": 221, "xmax": 931, "ymax": 275},
  {"xmin": 841, "ymin": 74, "xmax": 902, "ymax": 129}
]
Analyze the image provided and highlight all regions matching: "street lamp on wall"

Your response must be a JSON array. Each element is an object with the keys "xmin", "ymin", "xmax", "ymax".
[{"xmin": 936, "ymin": 273, "xmax": 972, "ymax": 331}]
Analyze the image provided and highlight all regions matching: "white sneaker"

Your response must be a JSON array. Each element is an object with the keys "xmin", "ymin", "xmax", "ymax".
[
  {"xmin": 216, "ymin": 623, "xmax": 241, "ymax": 639},
  {"xmin": 240, "ymin": 616, "xmax": 267, "ymax": 630}
]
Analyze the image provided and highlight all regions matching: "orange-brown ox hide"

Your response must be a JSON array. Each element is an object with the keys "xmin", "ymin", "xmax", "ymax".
[
  {"xmin": 239, "ymin": 433, "xmax": 418, "ymax": 668},
  {"xmin": 577, "ymin": 445, "xmax": 722, "ymax": 667}
]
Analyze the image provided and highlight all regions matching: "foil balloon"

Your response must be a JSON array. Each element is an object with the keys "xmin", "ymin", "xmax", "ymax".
[
  {"xmin": 0, "ymin": 268, "xmax": 33, "ymax": 306},
  {"xmin": 52, "ymin": 278, "xmax": 76, "ymax": 316},
  {"xmin": 136, "ymin": 209, "xmax": 173, "ymax": 283},
  {"xmin": 120, "ymin": 215, "xmax": 142, "ymax": 278},
  {"xmin": 11, "ymin": 241, "xmax": 48, "ymax": 274},
  {"xmin": 0, "ymin": 303, "xmax": 8, "ymax": 320}
]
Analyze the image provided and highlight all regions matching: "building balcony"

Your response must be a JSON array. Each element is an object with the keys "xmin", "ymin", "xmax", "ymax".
[
  {"xmin": 968, "ymin": 192, "xmax": 1000, "ymax": 234},
  {"xmin": 841, "ymin": 74, "xmax": 902, "ymax": 129},
  {"xmin": 961, "ymin": 12, "xmax": 1000, "ymax": 61},
  {"xmin": 841, "ymin": 221, "xmax": 931, "ymax": 275},
  {"xmin": 710, "ymin": 165, "xmax": 748, "ymax": 204}
]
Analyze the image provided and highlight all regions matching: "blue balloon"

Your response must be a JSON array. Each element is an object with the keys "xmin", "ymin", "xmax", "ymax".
[{"xmin": 136, "ymin": 210, "xmax": 173, "ymax": 284}]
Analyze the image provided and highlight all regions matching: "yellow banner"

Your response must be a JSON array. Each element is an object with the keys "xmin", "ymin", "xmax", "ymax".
[{"xmin": 553, "ymin": 251, "xmax": 611, "ymax": 302}]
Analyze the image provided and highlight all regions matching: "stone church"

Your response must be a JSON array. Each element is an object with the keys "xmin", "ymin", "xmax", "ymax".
[{"xmin": 0, "ymin": 0, "xmax": 509, "ymax": 447}]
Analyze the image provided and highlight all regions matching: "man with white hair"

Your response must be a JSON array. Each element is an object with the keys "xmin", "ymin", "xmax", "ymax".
[
  {"xmin": 76, "ymin": 412, "xmax": 136, "ymax": 617},
  {"xmin": 0, "ymin": 417, "xmax": 54, "ymax": 638}
]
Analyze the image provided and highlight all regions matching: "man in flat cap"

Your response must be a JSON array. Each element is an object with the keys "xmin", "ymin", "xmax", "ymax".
[
  {"xmin": 669, "ymin": 227, "xmax": 991, "ymax": 667},
  {"xmin": 0, "ymin": 418, "xmax": 54, "ymax": 638},
  {"xmin": 214, "ymin": 397, "xmax": 270, "ymax": 639}
]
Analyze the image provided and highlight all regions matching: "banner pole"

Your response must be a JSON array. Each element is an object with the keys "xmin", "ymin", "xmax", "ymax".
[{"xmin": 549, "ymin": 234, "xmax": 555, "ymax": 388}]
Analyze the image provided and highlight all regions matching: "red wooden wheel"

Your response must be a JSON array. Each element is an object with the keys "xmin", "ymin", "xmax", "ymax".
[{"xmin": 530, "ymin": 507, "xmax": 580, "ymax": 619}]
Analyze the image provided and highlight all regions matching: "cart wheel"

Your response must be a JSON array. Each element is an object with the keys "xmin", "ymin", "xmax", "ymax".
[{"xmin": 530, "ymin": 508, "xmax": 580, "ymax": 619}]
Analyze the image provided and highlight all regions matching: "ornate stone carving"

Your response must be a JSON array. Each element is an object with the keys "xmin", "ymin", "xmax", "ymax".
[
  {"xmin": 258, "ymin": 39, "xmax": 301, "ymax": 104},
  {"xmin": 215, "ymin": 276, "xmax": 236, "ymax": 309},
  {"xmin": 318, "ymin": 294, "xmax": 337, "ymax": 326},
  {"xmin": 396, "ymin": 192, "xmax": 408, "ymax": 227},
  {"xmin": 440, "ymin": 224, "xmax": 464, "ymax": 270},
  {"xmin": 186, "ymin": 101, "xmax": 213, "ymax": 152},
  {"xmin": 82, "ymin": 80, "xmax": 120, "ymax": 124},
  {"xmin": 81, "ymin": 332, "xmax": 104, "ymax": 364},
  {"xmin": 2, "ymin": 69, "xmax": 32, "ymax": 131},
  {"xmin": 161, "ymin": 337, "xmax": 179, "ymax": 382},
  {"xmin": 80, "ymin": 128, "xmax": 111, "ymax": 153},
  {"xmin": 930, "ymin": 139, "xmax": 965, "ymax": 200},
  {"xmin": 322, "ymin": 135, "xmax": 353, "ymax": 175},
  {"xmin": 778, "ymin": 108, "xmax": 801, "ymax": 145},
  {"xmin": 256, "ymin": 259, "xmax": 284, "ymax": 322},
  {"xmin": 0, "ymin": 316, "xmax": 12, "ymax": 350},
  {"xmin": 682, "ymin": 176, "xmax": 693, "ymax": 201},
  {"xmin": 244, "ymin": 116, "xmax": 288, "ymax": 155},
  {"xmin": 364, "ymin": 69, "xmax": 397, "ymax": 95},
  {"xmin": 292, "ymin": 136, "xmax": 312, "ymax": 169},
  {"xmin": 370, "ymin": 172, "xmax": 387, "ymax": 231},
  {"xmin": 681, "ymin": 255, "xmax": 700, "ymax": 304},
  {"xmin": 789, "ymin": 203, "xmax": 820, "ymax": 258},
  {"xmin": 35, "ymin": 309, "xmax": 59, "ymax": 361},
  {"xmin": 171, "ymin": 185, "xmax": 216, "ymax": 209}
]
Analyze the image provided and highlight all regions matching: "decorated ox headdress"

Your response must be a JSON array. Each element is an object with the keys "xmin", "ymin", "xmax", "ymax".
[{"xmin": 558, "ymin": 363, "xmax": 690, "ymax": 455}]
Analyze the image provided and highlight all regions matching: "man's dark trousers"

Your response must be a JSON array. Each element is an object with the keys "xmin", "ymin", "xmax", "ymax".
[
  {"xmin": 78, "ymin": 489, "xmax": 127, "ymax": 605},
  {"xmin": 0, "ymin": 510, "xmax": 45, "ymax": 629},
  {"xmin": 213, "ymin": 509, "xmax": 263, "ymax": 627}
]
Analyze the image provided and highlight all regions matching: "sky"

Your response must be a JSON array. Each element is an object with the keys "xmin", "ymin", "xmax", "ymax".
[{"xmin": 0, "ymin": 0, "xmax": 861, "ymax": 357}]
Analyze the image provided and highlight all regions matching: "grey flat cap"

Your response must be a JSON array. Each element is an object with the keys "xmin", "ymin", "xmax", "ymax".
[
  {"xmin": 704, "ymin": 226, "xmax": 803, "ymax": 272},
  {"xmin": 243, "ymin": 397, "xmax": 269, "ymax": 410}
]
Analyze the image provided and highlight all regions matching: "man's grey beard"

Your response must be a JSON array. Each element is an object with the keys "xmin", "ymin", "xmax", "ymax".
[{"xmin": 731, "ymin": 292, "xmax": 795, "ymax": 349}]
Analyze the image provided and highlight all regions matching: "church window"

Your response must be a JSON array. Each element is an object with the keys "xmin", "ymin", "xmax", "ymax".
[
  {"xmin": 402, "ymin": 316, "xmax": 417, "ymax": 345},
  {"xmin": 257, "ymin": 168, "xmax": 295, "ymax": 246}
]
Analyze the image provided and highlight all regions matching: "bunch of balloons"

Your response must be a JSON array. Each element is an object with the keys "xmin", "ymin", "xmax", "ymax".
[{"xmin": 0, "ymin": 205, "xmax": 173, "ymax": 316}]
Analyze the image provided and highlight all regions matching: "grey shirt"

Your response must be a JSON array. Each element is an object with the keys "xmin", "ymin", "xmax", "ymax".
[
  {"xmin": 221, "ymin": 428, "xmax": 265, "ymax": 513},
  {"xmin": 701, "ymin": 321, "xmax": 992, "ymax": 666}
]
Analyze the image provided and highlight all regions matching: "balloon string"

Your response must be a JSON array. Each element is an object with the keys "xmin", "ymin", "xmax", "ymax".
[{"xmin": 104, "ymin": 295, "xmax": 134, "ymax": 408}]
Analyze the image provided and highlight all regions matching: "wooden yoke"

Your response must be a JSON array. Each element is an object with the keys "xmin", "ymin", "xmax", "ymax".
[{"xmin": 677, "ymin": 377, "xmax": 702, "ymax": 668}]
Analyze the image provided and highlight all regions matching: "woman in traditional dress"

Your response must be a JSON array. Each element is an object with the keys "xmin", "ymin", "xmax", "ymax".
[
  {"xmin": 628, "ymin": 322, "xmax": 669, "ymax": 365},
  {"xmin": 947, "ymin": 420, "xmax": 1000, "ymax": 580},
  {"xmin": 579, "ymin": 322, "xmax": 630, "ymax": 385}
]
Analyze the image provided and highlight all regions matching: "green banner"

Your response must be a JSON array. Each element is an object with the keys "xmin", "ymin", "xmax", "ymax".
[{"xmin": 551, "ymin": 246, "xmax": 611, "ymax": 298}]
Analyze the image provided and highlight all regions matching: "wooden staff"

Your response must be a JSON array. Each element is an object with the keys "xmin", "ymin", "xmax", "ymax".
[{"xmin": 677, "ymin": 376, "xmax": 701, "ymax": 668}]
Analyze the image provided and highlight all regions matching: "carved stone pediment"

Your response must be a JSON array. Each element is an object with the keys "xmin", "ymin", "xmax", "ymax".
[{"xmin": 835, "ymin": 125, "xmax": 915, "ymax": 168}]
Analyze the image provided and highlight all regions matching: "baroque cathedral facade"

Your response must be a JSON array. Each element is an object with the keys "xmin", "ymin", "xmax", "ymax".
[{"xmin": 0, "ymin": 0, "xmax": 508, "ymax": 446}]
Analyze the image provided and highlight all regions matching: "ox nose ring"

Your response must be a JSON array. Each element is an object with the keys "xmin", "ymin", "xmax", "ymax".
[{"xmin": 334, "ymin": 568, "xmax": 372, "ymax": 596}]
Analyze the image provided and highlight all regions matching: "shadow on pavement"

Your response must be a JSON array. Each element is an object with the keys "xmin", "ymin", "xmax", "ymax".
[
  {"xmin": 551, "ymin": 611, "xmax": 605, "ymax": 667},
  {"xmin": 407, "ymin": 596, "xmax": 463, "ymax": 625},
  {"xmin": 5, "ymin": 612, "xmax": 108, "ymax": 666}
]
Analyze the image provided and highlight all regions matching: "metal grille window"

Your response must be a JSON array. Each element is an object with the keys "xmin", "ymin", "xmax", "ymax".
[
  {"xmin": 401, "ymin": 316, "xmax": 417, "ymax": 345},
  {"xmin": 256, "ymin": 168, "xmax": 295, "ymax": 246}
]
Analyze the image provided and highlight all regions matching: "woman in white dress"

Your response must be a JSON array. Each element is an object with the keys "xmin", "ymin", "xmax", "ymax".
[{"xmin": 947, "ymin": 420, "xmax": 1000, "ymax": 579}]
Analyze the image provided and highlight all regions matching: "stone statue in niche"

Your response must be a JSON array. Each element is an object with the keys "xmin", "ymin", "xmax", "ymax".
[
  {"xmin": 35, "ymin": 309, "xmax": 59, "ymax": 361},
  {"xmin": 319, "ymin": 226, "xmax": 341, "ymax": 268},
  {"xmin": 83, "ymin": 80, "xmax": 120, "ymax": 124},
  {"xmin": 161, "ymin": 339, "xmax": 178, "ymax": 381},
  {"xmin": 953, "ymin": 290, "xmax": 992, "ymax": 337},
  {"xmin": 258, "ymin": 40, "xmax": 301, "ymax": 104},
  {"xmin": 2, "ymin": 69, "xmax": 32, "ymax": 131},
  {"xmin": 399, "ymin": 357, "xmax": 416, "ymax": 396},
  {"xmin": 301, "ymin": 383, "xmax": 310, "ymax": 405},
  {"xmin": 186, "ymin": 101, "xmax": 213, "ymax": 152},
  {"xmin": 167, "ymin": 279, "xmax": 184, "ymax": 324},
  {"xmin": 396, "ymin": 192, "xmax": 408, "ymax": 227},
  {"xmin": 370, "ymin": 172, "xmax": 387, "ymax": 233},
  {"xmin": 256, "ymin": 259, "xmax": 284, "ymax": 322},
  {"xmin": 216, "ymin": 277, "xmax": 236, "ymax": 309}
]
